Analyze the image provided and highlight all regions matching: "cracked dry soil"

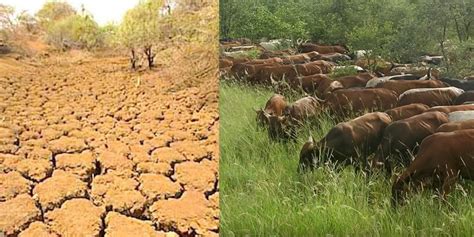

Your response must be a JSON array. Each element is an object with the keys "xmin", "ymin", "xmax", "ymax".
[{"xmin": 0, "ymin": 54, "xmax": 219, "ymax": 236}]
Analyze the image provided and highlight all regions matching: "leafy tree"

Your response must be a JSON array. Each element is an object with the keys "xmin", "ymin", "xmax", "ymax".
[
  {"xmin": 118, "ymin": 0, "xmax": 163, "ymax": 70},
  {"xmin": 36, "ymin": 1, "xmax": 76, "ymax": 29}
]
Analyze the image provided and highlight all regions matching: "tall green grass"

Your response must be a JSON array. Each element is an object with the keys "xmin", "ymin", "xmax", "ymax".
[{"xmin": 220, "ymin": 81, "xmax": 474, "ymax": 236}]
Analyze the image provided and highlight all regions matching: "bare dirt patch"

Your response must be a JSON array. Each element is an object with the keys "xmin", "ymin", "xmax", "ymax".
[{"xmin": 0, "ymin": 51, "xmax": 218, "ymax": 235}]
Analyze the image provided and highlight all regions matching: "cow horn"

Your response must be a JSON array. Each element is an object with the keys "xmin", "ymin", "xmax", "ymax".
[
  {"xmin": 313, "ymin": 95, "xmax": 325, "ymax": 103},
  {"xmin": 427, "ymin": 67, "xmax": 432, "ymax": 80},
  {"xmin": 308, "ymin": 136, "xmax": 314, "ymax": 144}
]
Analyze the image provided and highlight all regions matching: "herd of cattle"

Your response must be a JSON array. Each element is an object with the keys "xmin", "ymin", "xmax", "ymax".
[{"xmin": 220, "ymin": 39, "xmax": 474, "ymax": 206}]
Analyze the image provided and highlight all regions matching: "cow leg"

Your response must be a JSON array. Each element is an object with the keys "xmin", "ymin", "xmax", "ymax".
[{"xmin": 440, "ymin": 173, "xmax": 458, "ymax": 200}]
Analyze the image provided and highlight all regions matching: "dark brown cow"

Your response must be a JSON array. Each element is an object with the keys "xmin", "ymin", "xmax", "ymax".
[
  {"xmin": 287, "ymin": 74, "xmax": 331, "ymax": 94},
  {"xmin": 219, "ymin": 58, "xmax": 233, "ymax": 69},
  {"xmin": 253, "ymin": 64, "xmax": 298, "ymax": 84},
  {"xmin": 392, "ymin": 129, "xmax": 474, "ymax": 206},
  {"xmin": 376, "ymin": 80, "xmax": 448, "ymax": 95},
  {"xmin": 335, "ymin": 72, "xmax": 376, "ymax": 88},
  {"xmin": 384, "ymin": 104, "xmax": 430, "ymax": 121},
  {"xmin": 299, "ymin": 43, "xmax": 347, "ymax": 54},
  {"xmin": 398, "ymin": 87, "xmax": 465, "ymax": 107},
  {"xmin": 325, "ymin": 88, "xmax": 398, "ymax": 117},
  {"xmin": 305, "ymin": 60, "xmax": 334, "ymax": 74},
  {"xmin": 454, "ymin": 91, "xmax": 474, "ymax": 105},
  {"xmin": 268, "ymin": 96, "xmax": 321, "ymax": 140},
  {"xmin": 437, "ymin": 119, "xmax": 474, "ymax": 132},
  {"xmin": 372, "ymin": 111, "xmax": 449, "ymax": 173},
  {"xmin": 294, "ymin": 61, "xmax": 323, "ymax": 76},
  {"xmin": 298, "ymin": 112, "xmax": 392, "ymax": 172},
  {"xmin": 256, "ymin": 94, "xmax": 287, "ymax": 127},
  {"xmin": 281, "ymin": 54, "xmax": 310, "ymax": 64},
  {"xmin": 426, "ymin": 104, "xmax": 474, "ymax": 113}
]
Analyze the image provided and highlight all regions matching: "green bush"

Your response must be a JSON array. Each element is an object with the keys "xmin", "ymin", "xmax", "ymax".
[{"xmin": 46, "ymin": 14, "xmax": 102, "ymax": 50}]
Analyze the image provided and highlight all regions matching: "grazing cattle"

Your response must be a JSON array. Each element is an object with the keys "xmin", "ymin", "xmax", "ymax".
[
  {"xmin": 454, "ymin": 91, "xmax": 474, "ymax": 105},
  {"xmin": 231, "ymin": 62, "xmax": 276, "ymax": 80},
  {"xmin": 256, "ymin": 94, "xmax": 287, "ymax": 127},
  {"xmin": 389, "ymin": 66, "xmax": 440, "ymax": 78},
  {"xmin": 375, "ymin": 79, "xmax": 448, "ymax": 95},
  {"xmin": 426, "ymin": 104, "xmax": 474, "ymax": 114},
  {"xmin": 260, "ymin": 39, "xmax": 292, "ymax": 51},
  {"xmin": 372, "ymin": 111, "xmax": 449, "ymax": 173},
  {"xmin": 294, "ymin": 61, "xmax": 323, "ymax": 76},
  {"xmin": 297, "ymin": 60, "xmax": 334, "ymax": 74},
  {"xmin": 366, "ymin": 74, "xmax": 418, "ymax": 88},
  {"xmin": 334, "ymin": 65, "xmax": 365, "ymax": 72},
  {"xmin": 288, "ymin": 74, "xmax": 331, "ymax": 94},
  {"xmin": 259, "ymin": 49, "xmax": 292, "ymax": 59},
  {"xmin": 219, "ymin": 58, "xmax": 233, "ymax": 68},
  {"xmin": 392, "ymin": 129, "xmax": 474, "ymax": 206},
  {"xmin": 325, "ymin": 88, "xmax": 398, "ymax": 116},
  {"xmin": 319, "ymin": 53, "xmax": 351, "ymax": 62},
  {"xmin": 398, "ymin": 87, "xmax": 464, "ymax": 107},
  {"xmin": 440, "ymin": 78, "xmax": 474, "ymax": 91},
  {"xmin": 335, "ymin": 72, "xmax": 376, "ymax": 88},
  {"xmin": 448, "ymin": 111, "xmax": 474, "ymax": 122},
  {"xmin": 268, "ymin": 96, "xmax": 321, "ymax": 140},
  {"xmin": 253, "ymin": 64, "xmax": 298, "ymax": 84},
  {"xmin": 298, "ymin": 112, "xmax": 392, "ymax": 172},
  {"xmin": 281, "ymin": 53, "xmax": 311, "ymax": 64},
  {"xmin": 436, "ymin": 119, "xmax": 474, "ymax": 133},
  {"xmin": 384, "ymin": 104, "xmax": 430, "ymax": 121},
  {"xmin": 464, "ymin": 75, "xmax": 474, "ymax": 81},
  {"xmin": 299, "ymin": 43, "xmax": 347, "ymax": 54},
  {"xmin": 355, "ymin": 58, "xmax": 394, "ymax": 75}
]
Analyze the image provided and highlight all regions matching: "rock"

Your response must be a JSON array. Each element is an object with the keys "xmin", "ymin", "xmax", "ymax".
[
  {"xmin": 174, "ymin": 160, "xmax": 217, "ymax": 192},
  {"xmin": 139, "ymin": 174, "xmax": 182, "ymax": 202},
  {"xmin": 136, "ymin": 162, "xmax": 172, "ymax": 176},
  {"xmin": 170, "ymin": 141, "xmax": 208, "ymax": 161},
  {"xmin": 151, "ymin": 147, "xmax": 187, "ymax": 164},
  {"xmin": 16, "ymin": 159, "xmax": 53, "ymax": 182},
  {"xmin": 97, "ymin": 151, "xmax": 134, "ymax": 175},
  {"xmin": 48, "ymin": 136, "xmax": 87, "ymax": 154},
  {"xmin": 0, "ymin": 171, "xmax": 32, "ymax": 201},
  {"xmin": 105, "ymin": 211, "xmax": 158, "ymax": 236},
  {"xmin": 33, "ymin": 170, "xmax": 88, "ymax": 211},
  {"xmin": 45, "ymin": 198, "xmax": 104, "ymax": 237},
  {"xmin": 55, "ymin": 150, "xmax": 96, "ymax": 181},
  {"xmin": 150, "ymin": 191, "xmax": 218, "ymax": 235},
  {"xmin": 0, "ymin": 194, "xmax": 41, "ymax": 236},
  {"xmin": 18, "ymin": 221, "xmax": 59, "ymax": 237}
]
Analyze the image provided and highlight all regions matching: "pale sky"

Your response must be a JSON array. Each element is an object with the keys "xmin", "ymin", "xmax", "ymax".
[{"xmin": 0, "ymin": 0, "xmax": 140, "ymax": 25}]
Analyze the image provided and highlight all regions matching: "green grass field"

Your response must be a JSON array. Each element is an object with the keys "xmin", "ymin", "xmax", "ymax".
[{"xmin": 220, "ymin": 81, "xmax": 474, "ymax": 236}]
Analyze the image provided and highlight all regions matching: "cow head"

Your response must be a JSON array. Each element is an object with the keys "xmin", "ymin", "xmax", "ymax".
[
  {"xmin": 298, "ymin": 136, "xmax": 317, "ymax": 172},
  {"xmin": 267, "ymin": 114, "xmax": 297, "ymax": 140},
  {"xmin": 391, "ymin": 176, "xmax": 410, "ymax": 207},
  {"xmin": 255, "ymin": 108, "xmax": 270, "ymax": 127}
]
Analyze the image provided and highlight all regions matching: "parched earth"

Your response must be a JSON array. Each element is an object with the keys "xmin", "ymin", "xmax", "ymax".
[{"xmin": 0, "ymin": 53, "xmax": 219, "ymax": 236}]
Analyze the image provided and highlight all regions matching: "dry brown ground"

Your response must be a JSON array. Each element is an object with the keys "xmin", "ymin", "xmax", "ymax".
[{"xmin": 0, "ymin": 51, "xmax": 219, "ymax": 236}]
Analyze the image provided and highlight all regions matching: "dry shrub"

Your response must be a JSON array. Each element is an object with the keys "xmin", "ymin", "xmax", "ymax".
[{"xmin": 156, "ymin": 0, "xmax": 218, "ymax": 90}]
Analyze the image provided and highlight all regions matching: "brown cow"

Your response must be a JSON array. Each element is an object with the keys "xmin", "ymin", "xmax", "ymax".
[
  {"xmin": 384, "ymin": 104, "xmax": 430, "ymax": 121},
  {"xmin": 454, "ymin": 91, "xmax": 474, "ymax": 105},
  {"xmin": 305, "ymin": 60, "xmax": 334, "ymax": 74},
  {"xmin": 335, "ymin": 72, "xmax": 376, "ymax": 88},
  {"xmin": 436, "ymin": 119, "xmax": 474, "ymax": 133},
  {"xmin": 325, "ymin": 88, "xmax": 398, "ymax": 117},
  {"xmin": 268, "ymin": 96, "xmax": 321, "ymax": 140},
  {"xmin": 294, "ymin": 61, "xmax": 323, "ymax": 76},
  {"xmin": 281, "ymin": 54, "xmax": 310, "ymax": 64},
  {"xmin": 299, "ymin": 43, "xmax": 347, "ymax": 54},
  {"xmin": 392, "ymin": 129, "xmax": 474, "ymax": 206},
  {"xmin": 398, "ymin": 87, "xmax": 465, "ymax": 107},
  {"xmin": 256, "ymin": 94, "xmax": 287, "ymax": 127},
  {"xmin": 372, "ymin": 111, "xmax": 449, "ymax": 173},
  {"xmin": 298, "ymin": 112, "xmax": 392, "ymax": 172},
  {"xmin": 319, "ymin": 53, "xmax": 351, "ymax": 62},
  {"xmin": 287, "ymin": 74, "xmax": 331, "ymax": 94},
  {"xmin": 253, "ymin": 64, "xmax": 298, "ymax": 84},
  {"xmin": 230, "ymin": 62, "xmax": 276, "ymax": 79},
  {"xmin": 426, "ymin": 104, "xmax": 474, "ymax": 113},
  {"xmin": 376, "ymin": 79, "xmax": 448, "ymax": 95}
]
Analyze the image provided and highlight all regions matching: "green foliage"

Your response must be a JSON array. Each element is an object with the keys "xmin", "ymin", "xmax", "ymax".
[
  {"xmin": 220, "ymin": 81, "xmax": 474, "ymax": 236},
  {"xmin": 220, "ymin": 0, "xmax": 474, "ymax": 76},
  {"xmin": 46, "ymin": 14, "xmax": 102, "ymax": 49},
  {"xmin": 36, "ymin": 1, "xmax": 76, "ymax": 29}
]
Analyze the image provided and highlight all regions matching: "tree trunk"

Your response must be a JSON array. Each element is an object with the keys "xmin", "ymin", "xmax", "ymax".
[
  {"xmin": 130, "ymin": 48, "xmax": 137, "ymax": 70},
  {"xmin": 144, "ymin": 45, "xmax": 155, "ymax": 69}
]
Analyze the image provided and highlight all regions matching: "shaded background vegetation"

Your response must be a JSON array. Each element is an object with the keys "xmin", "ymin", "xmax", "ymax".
[{"xmin": 220, "ymin": 0, "xmax": 473, "ymax": 76}]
